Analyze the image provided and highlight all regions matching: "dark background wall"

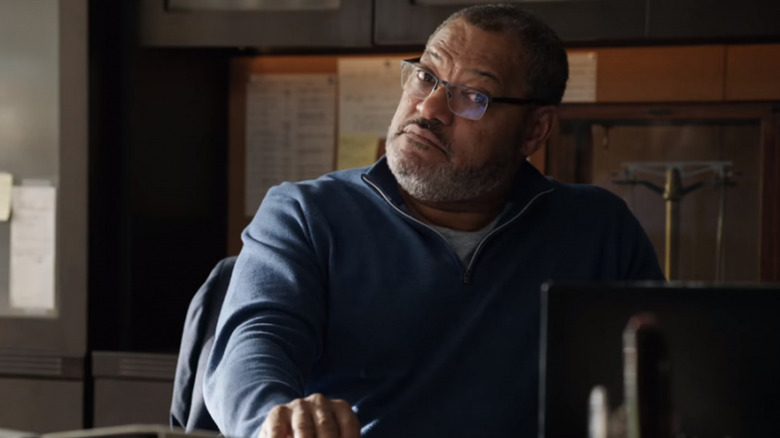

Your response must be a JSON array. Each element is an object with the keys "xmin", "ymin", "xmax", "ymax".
[{"xmin": 89, "ymin": 2, "xmax": 231, "ymax": 354}]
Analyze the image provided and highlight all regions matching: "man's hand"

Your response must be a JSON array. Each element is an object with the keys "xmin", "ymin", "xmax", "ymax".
[{"xmin": 259, "ymin": 393, "xmax": 361, "ymax": 438}]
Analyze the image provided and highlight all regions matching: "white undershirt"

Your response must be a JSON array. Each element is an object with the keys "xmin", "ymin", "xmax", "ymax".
[{"xmin": 430, "ymin": 215, "xmax": 500, "ymax": 266}]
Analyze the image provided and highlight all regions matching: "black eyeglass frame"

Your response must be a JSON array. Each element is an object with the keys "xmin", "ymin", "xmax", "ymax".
[{"xmin": 400, "ymin": 57, "xmax": 549, "ymax": 116}]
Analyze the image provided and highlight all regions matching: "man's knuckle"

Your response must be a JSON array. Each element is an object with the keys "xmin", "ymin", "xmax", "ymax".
[
  {"xmin": 314, "ymin": 415, "xmax": 332, "ymax": 428},
  {"xmin": 330, "ymin": 398, "xmax": 349, "ymax": 409},
  {"xmin": 267, "ymin": 421, "xmax": 286, "ymax": 436},
  {"xmin": 293, "ymin": 417, "xmax": 314, "ymax": 432},
  {"xmin": 309, "ymin": 392, "xmax": 327, "ymax": 404},
  {"xmin": 288, "ymin": 398, "xmax": 305, "ymax": 409}
]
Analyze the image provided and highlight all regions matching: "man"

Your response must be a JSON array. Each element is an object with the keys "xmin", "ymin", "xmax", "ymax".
[{"xmin": 204, "ymin": 4, "xmax": 664, "ymax": 438}]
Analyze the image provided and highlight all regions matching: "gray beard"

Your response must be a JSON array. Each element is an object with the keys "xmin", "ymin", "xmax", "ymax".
[{"xmin": 386, "ymin": 142, "xmax": 519, "ymax": 203}]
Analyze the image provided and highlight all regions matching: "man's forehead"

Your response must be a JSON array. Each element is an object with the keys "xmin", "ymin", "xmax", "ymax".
[
  {"xmin": 423, "ymin": 49, "xmax": 502, "ymax": 87},
  {"xmin": 423, "ymin": 20, "xmax": 523, "ymax": 90}
]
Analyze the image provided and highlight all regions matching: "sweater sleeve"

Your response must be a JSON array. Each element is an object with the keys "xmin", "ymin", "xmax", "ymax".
[{"xmin": 203, "ymin": 185, "xmax": 328, "ymax": 438}]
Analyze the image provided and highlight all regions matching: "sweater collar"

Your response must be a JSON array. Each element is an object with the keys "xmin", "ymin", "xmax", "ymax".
[{"xmin": 361, "ymin": 156, "xmax": 555, "ymax": 218}]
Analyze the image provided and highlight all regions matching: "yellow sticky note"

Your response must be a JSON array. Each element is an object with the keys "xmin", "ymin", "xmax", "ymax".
[
  {"xmin": 337, "ymin": 134, "xmax": 380, "ymax": 170},
  {"xmin": 0, "ymin": 172, "xmax": 12, "ymax": 221}
]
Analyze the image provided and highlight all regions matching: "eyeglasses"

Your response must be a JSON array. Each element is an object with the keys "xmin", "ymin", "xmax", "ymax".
[{"xmin": 400, "ymin": 58, "xmax": 546, "ymax": 120}]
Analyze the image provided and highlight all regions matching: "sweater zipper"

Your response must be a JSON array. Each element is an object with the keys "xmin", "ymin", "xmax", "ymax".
[
  {"xmin": 362, "ymin": 177, "xmax": 462, "ymax": 267},
  {"xmin": 461, "ymin": 188, "xmax": 554, "ymax": 284},
  {"xmin": 362, "ymin": 175, "xmax": 554, "ymax": 284}
]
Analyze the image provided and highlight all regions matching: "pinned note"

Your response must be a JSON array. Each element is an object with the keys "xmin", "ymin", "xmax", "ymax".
[
  {"xmin": 9, "ymin": 185, "xmax": 56, "ymax": 311},
  {"xmin": 337, "ymin": 134, "xmax": 381, "ymax": 170},
  {"xmin": 244, "ymin": 74, "xmax": 337, "ymax": 216},
  {"xmin": 0, "ymin": 172, "xmax": 11, "ymax": 221},
  {"xmin": 338, "ymin": 58, "xmax": 404, "ymax": 137},
  {"xmin": 562, "ymin": 52, "xmax": 598, "ymax": 103}
]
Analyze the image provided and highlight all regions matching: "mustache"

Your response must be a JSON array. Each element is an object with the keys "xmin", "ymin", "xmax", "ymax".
[{"xmin": 394, "ymin": 118, "xmax": 449, "ymax": 149}]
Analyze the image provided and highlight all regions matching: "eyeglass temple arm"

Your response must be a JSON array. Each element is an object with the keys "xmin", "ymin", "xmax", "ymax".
[{"xmin": 492, "ymin": 97, "xmax": 549, "ymax": 105}]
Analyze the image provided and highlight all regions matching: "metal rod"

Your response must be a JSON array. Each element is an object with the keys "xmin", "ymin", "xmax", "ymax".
[
  {"xmin": 715, "ymin": 176, "xmax": 727, "ymax": 282},
  {"xmin": 663, "ymin": 168, "xmax": 682, "ymax": 280}
]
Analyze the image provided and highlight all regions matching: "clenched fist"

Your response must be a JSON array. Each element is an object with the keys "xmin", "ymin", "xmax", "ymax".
[{"xmin": 259, "ymin": 393, "xmax": 361, "ymax": 438}]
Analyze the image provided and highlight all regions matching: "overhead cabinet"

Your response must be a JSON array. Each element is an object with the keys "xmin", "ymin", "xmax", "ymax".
[
  {"xmin": 139, "ymin": 0, "xmax": 372, "ymax": 48},
  {"xmin": 140, "ymin": 0, "xmax": 780, "ymax": 49},
  {"xmin": 374, "ymin": 0, "xmax": 647, "ymax": 46},
  {"xmin": 725, "ymin": 44, "xmax": 780, "ymax": 101},
  {"xmin": 594, "ymin": 45, "xmax": 726, "ymax": 102},
  {"xmin": 647, "ymin": 0, "xmax": 780, "ymax": 39},
  {"xmin": 578, "ymin": 44, "xmax": 780, "ymax": 103}
]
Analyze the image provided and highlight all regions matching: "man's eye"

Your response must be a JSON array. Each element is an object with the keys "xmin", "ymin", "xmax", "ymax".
[
  {"xmin": 464, "ymin": 90, "xmax": 489, "ymax": 105},
  {"xmin": 415, "ymin": 69, "xmax": 436, "ymax": 84}
]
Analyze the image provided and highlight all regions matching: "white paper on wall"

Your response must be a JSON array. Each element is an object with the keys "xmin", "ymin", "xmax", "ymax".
[
  {"xmin": 9, "ymin": 184, "xmax": 56, "ymax": 311},
  {"xmin": 338, "ymin": 57, "xmax": 404, "ymax": 137},
  {"xmin": 0, "ymin": 172, "xmax": 12, "ymax": 221},
  {"xmin": 562, "ymin": 51, "xmax": 598, "ymax": 103},
  {"xmin": 244, "ymin": 74, "xmax": 337, "ymax": 216},
  {"xmin": 337, "ymin": 57, "xmax": 404, "ymax": 169}
]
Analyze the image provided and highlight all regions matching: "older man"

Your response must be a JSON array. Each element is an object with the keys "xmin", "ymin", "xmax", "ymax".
[{"xmin": 204, "ymin": 4, "xmax": 664, "ymax": 438}]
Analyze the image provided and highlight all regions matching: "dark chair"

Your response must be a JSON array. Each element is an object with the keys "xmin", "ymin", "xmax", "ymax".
[{"xmin": 170, "ymin": 256, "xmax": 237, "ymax": 432}]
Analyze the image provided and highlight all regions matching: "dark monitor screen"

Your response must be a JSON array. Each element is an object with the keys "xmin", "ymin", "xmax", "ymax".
[{"xmin": 540, "ymin": 282, "xmax": 780, "ymax": 438}]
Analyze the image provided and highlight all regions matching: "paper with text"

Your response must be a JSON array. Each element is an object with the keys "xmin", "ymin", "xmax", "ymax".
[
  {"xmin": 245, "ymin": 74, "xmax": 337, "ymax": 216},
  {"xmin": 0, "ymin": 172, "xmax": 11, "ymax": 221},
  {"xmin": 562, "ymin": 52, "xmax": 598, "ymax": 103},
  {"xmin": 10, "ymin": 185, "xmax": 56, "ymax": 311},
  {"xmin": 337, "ymin": 134, "xmax": 381, "ymax": 170},
  {"xmin": 337, "ymin": 58, "xmax": 403, "ymax": 169}
]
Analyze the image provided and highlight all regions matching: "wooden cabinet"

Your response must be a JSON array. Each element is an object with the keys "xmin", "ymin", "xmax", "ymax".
[
  {"xmin": 139, "ymin": 0, "xmax": 372, "ymax": 48},
  {"xmin": 647, "ymin": 0, "xmax": 780, "ymax": 39},
  {"xmin": 548, "ymin": 104, "xmax": 780, "ymax": 282},
  {"xmin": 725, "ymin": 44, "xmax": 780, "ymax": 101},
  {"xmin": 573, "ymin": 44, "xmax": 780, "ymax": 103},
  {"xmin": 374, "ymin": 0, "xmax": 647, "ymax": 46},
  {"xmin": 594, "ymin": 46, "xmax": 726, "ymax": 102}
]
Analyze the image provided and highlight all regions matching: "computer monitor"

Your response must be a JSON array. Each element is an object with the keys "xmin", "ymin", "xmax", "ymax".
[{"xmin": 540, "ymin": 282, "xmax": 780, "ymax": 438}]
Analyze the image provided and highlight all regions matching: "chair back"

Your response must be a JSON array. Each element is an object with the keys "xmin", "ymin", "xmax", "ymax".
[{"xmin": 170, "ymin": 256, "xmax": 237, "ymax": 431}]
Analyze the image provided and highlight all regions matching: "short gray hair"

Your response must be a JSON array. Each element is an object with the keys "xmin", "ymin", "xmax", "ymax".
[{"xmin": 430, "ymin": 3, "xmax": 569, "ymax": 105}]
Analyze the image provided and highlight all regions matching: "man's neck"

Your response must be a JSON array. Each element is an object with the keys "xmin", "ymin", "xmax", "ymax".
[{"xmin": 399, "ymin": 187, "xmax": 509, "ymax": 232}]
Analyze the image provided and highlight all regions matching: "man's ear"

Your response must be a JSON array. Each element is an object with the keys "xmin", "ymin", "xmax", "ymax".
[{"xmin": 520, "ymin": 106, "xmax": 558, "ymax": 157}]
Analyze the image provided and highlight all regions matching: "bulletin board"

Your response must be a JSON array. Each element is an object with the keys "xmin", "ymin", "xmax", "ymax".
[
  {"xmin": 228, "ymin": 54, "xmax": 418, "ymax": 254},
  {"xmin": 229, "ymin": 55, "xmax": 335, "ymax": 255}
]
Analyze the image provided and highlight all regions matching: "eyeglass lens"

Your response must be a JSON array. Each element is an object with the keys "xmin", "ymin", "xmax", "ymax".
[{"xmin": 401, "ymin": 62, "xmax": 488, "ymax": 120}]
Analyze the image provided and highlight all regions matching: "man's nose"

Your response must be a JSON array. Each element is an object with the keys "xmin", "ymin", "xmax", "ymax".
[{"xmin": 416, "ymin": 84, "xmax": 454, "ymax": 126}]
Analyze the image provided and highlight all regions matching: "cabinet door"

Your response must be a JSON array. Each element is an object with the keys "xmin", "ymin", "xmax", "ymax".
[
  {"xmin": 596, "ymin": 46, "xmax": 726, "ymax": 102},
  {"xmin": 92, "ymin": 352, "xmax": 176, "ymax": 428},
  {"xmin": 140, "ymin": 0, "xmax": 372, "ymax": 48},
  {"xmin": 0, "ymin": 2, "xmax": 88, "ymax": 432},
  {"xmin": 647, "ymin": 0, "xmax": 780, "ymax": 39},
  {"xmin": 374, "ymin": 0, "xmax": 647, "ymax": 46},
  {"xmin": 0, "ymin": 0, "xmax": 87, "ymax": 356},
  {"xmin": 725, "ymin": 44, "xmax": 780, "ymax": 101},
  {"xmin": 0, "ymin": 378, "xmax": 82, "ymax": 433}
]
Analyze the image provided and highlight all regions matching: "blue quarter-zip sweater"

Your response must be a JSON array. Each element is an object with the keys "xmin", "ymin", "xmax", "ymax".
[{"xmin": 204, "ymin": 157, "xmax": 664, "ymax": 438}]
